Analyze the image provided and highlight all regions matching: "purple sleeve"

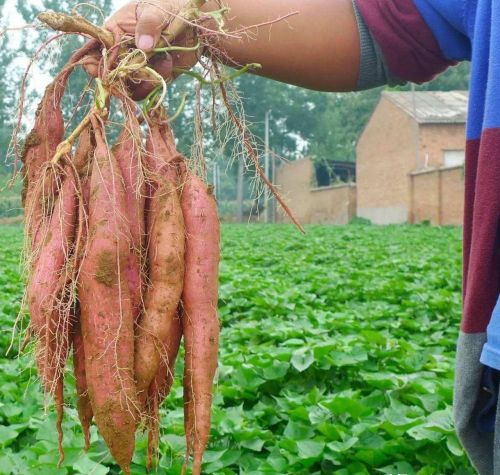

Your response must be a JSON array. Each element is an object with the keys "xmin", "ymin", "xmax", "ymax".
[{"xmin": 355, "ymin": 0, "xmax": 457, "ymax": 83}]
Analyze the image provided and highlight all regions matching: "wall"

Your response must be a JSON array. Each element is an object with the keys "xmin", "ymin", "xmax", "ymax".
[
  {"xmin": 411, "ymin": 166, "xmax": 464, "ymax": 225},
  {"xmin": 356, "ymin": 97, "xmax": 416, "ymax": 224},
  {"xmin": 418, "ymin": 123, "xmax": 467, "ymax": 169},
  {"xmin": 308, "ymin": 184, "xmax": 357, "ymax": 225},
  {"xmin": 275, "ymin": 159, "xmax": 356, "ymax": 225},
  {"xmin": 441, "ymin": 166, "xmax": 464, "ymax": 225}
]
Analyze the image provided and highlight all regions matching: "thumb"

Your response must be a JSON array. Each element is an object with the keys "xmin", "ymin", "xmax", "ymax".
[{"xmin": 135, "ymin": 1, "xmax": 168, "ymax": 51}]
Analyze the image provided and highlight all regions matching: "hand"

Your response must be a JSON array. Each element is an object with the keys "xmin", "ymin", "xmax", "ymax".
[
  {"xmin": 107, "ymin": 0, "xmax": 189, "ymax": 51},
  {"xmin": 84, "ymin": 0, "xmax": 200, "ymax": 100}
]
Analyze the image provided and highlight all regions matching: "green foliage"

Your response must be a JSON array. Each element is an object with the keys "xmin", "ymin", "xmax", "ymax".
[
  {"xmin": 0, "ymin": 224, "xmax": 472, "ymax": 474},
  {"xmin": 0, "ymin": 174, "xmax": 22, "ymax": 218}
]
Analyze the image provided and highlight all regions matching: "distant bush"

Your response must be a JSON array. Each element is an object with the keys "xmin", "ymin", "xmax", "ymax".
[
  {"xmin": 0, "ymin": 174, "xmax": 23, "ymax": 218},
  {"xmin": 349, "ymin": 216, "xmax": 372, "ymax": 226},
  {"xmin": 0, "ymin": 196, "xmax": 22, "ymax": 218},
  {"xmin": 218, "ymin": 200, "xmax": 265, "ymax": 222}
]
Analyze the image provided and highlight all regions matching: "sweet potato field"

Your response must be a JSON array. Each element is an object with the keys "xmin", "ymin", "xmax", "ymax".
[{"xmin": 0, "ymin": 223, "xmax": 473, "ymax": 474}]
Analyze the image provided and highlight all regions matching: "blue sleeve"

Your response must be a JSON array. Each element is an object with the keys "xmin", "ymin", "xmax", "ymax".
[{"xmin": 413, "ymin": 0, "xmax": 471, "ymax": 61}]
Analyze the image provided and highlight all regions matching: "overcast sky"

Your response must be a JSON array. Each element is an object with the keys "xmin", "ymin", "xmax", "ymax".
[{"xmin": 0, "ymin": 0, "xmax": 121, "ymax": 106}]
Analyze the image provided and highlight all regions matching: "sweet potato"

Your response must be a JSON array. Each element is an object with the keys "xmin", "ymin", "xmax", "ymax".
[
  {"xmin": 133, "ymin": 118, "xmax": 185, "ymax": 404},
  {"xmin": 72, "ymin": 318, "xmax": 92, "ymax": 450},
  {"xmin": 22, "ymin": 47, "xmax": 87, "ymax": 249},
  {"xmin": 145, "ymin": 117, "xmax": 180, "ymax": 178},
  {"xmin": 135, "ymin": 169, "xmax": 185, "ymax": 405},
  {"xmin": 71, "ymin": 127, "xmax": 95, "ymax": 449},
  {"xmin": 22, "ymin": 78, "xmax": 66, "ymax": 250},
  {"xmin": 113, "ymin": 114, "xmax": 145, "ymax": 321},
  {"xmin": 146, "ymin": 312, "xmax": 183, "ymax": 470},
  {"xmin": 180, "ymin": 172, "xmax": 221, "ymax": 475},
  {"xmin": 78, "ymin": 119, "xmax": 137, "ymax": 474},
  {"xmin": 27, "ymin": 164, "xmax": 79, "ymax": 462}
]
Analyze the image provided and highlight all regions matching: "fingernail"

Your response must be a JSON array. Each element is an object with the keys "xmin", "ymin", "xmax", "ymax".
[{"xmin": 137, "ymin": 35, "xmax": 155, "ymax": 50}]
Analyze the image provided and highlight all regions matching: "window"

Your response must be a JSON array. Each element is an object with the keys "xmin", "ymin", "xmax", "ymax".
[
  {"xmin": 443, "ymin": 150, "xmax": 465, "ymax": 168},
  {"xmin": 314, "ymin": 160, "xmax": 356, "ymax": 187}
]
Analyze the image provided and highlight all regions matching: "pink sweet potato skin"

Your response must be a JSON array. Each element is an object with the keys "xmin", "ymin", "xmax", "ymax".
[
  {"xmin": 113, "ymin": 117, "xmax": 145, "ymax": 321},
  {"xmin": 26, "ymin": 166, "xmax": 78, "ymax": 462},
  {"xmin": 28, "ymin": 170, "xmax": 78, "ymax": 374},
  {"xmin": 22, "ymin": 79, "xmax": 66, "ymax": 250},
  {"xmin": 22, "ymin": 43, "xmax": 95, "ymax": 249},
  {"xmin": 145, "ymin": 119, "xmax": 180, "ymax": 179},
  {"xmin": 72, "ymin": 127, "xmax": 95, "ymax": 450},
  {"xmin": 135, "ymin": 173, "xmax": 185, "ymax": 405},
  {"xmin": 72, "ymin": 318, "xmax": 92, "ymax": 450},
  {"xmin": 134, "ymin": 119, "xmax": 185, "ymax": 404},
  {"xmin": 146, "ymin": 313, "xmax": 183, "ymax": 470},
  {"xmin": 181, "ymin": 173, "xmax": 221, "ymax": 475},
  {"xmin": 78, "ymin": 123, "xmax": 137, "ymax": 474}
]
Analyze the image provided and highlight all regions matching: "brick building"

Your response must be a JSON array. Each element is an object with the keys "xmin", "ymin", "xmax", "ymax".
[
  {"xmin": 275, "ymin": 90, "xmax": 468, "ymax": 226},
  {"xmin": 357, "ymin": 91, "xmax": 468, "ymax": 225}
]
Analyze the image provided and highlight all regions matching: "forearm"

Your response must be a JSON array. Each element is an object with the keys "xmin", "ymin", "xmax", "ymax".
[{"xmin": 202, "ymin": 0, "xmax": 360, "ymax": 92}]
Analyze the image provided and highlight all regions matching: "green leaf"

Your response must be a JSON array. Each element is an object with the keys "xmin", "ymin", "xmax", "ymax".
[
  {"xmin": 291, "ymin": 349, "xmax": 315, "ymax": 372},
  {"xmin": 0, "ymin": 425, "xmax": 19, "ymax": 446},
  {"xmin": 240, "ymin": 439, "xmax": 265, "ymax": 452},
  {"xmin": 261, "ymin": 360, "xmax": 289, "ymax": 380},
  {"xmin": 161, "ymin": 434, "xmax": 186, "ymax": 452},
  {"xmin": 74, "ymin": 454, "xmax": 110, "ymax": 475},
  {"xmin": 446, "ymin": 433, "xmax": 464, "ymax": 457},
  {"xmin": 378, "ymin": 461, "xmax": 415, "ymax": 475},
  {"xmin": 283, "ymin": 421, "xmax": 314, "ymax": 440},
  {"xmin": 266, "ymin": 449, "xmax": 288, "ymax": 472},
  {"xmin": 296, "ymin": 440, "xmax": 325, "ymax": 459},
  {"xmin": 327, "ymin": 437, "xmax": 358, "ymax": 453}
]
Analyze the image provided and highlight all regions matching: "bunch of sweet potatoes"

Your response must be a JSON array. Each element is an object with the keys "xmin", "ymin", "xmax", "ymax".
[{"xmin": 22, "ymin": 62, "xmax": 220, "ymax": 475}]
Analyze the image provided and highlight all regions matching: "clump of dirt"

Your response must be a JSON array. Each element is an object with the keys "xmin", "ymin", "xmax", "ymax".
[{"xmin": 95, "ymin": 251, "xmax": 117, "ymax": 287}]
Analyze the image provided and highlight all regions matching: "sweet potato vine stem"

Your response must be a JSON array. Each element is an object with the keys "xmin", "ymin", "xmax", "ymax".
[
  {"xmin": 38, "ymin": 11, "xmax": 114, "ymax": 48},
  {"xmin": 50, "ymin": 110, "xmax": 100, "ymax": 166},
  {"xmin": 38, "ymin": 1, "xmax": 207, "ymax": 53}
]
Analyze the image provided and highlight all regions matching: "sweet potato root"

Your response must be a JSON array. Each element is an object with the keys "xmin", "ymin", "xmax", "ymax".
[
  {"xmin": 146, "ymin": 312, "xmax": 183, "ymax": 471},
  {"xmin": 78, "ymin": 119, "xmax": 138, "ymax": 474},
  {"xmin": 113, "ymin": 113, "xmax": 145, "ymax": 321},
  {"xmin": 135, "ymin": 168, "xmax": 185, "ymax": 406},
  {"xmin": 71, "ymin": 127, "xmax": 95, "ymax": 450},
  {"xmin": 72, "ymin": 318, "xmax": 92, "ymax": 450},
  {"xmin": 27, "ymin": 162, "xmax": 79, "ymax": 463},
  {"xmin": 134, "ymin": 118, "xmax": 185, "ymax": 405},
  {"xmin": 22, "ymin": 77, "xmax": 66, "ymax": 250},
  {"xmin": 181, "ymin": 172, "xmax": 221, "ymax": 475},
  {"xmin": 22, "ymin": 48, "xmax": 87, "ymax": 249}
]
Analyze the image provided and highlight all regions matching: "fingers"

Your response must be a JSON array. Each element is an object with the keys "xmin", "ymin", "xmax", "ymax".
[{"xmin": 135, "ymin": 1, "xmax": 169, "ymax": 51}]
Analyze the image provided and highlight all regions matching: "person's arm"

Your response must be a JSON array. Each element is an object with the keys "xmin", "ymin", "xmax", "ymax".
[
  {"xmin": 109, "ymin": 0, "xmax": 361, "ymax": 92},
  {"xmin": 200, "ymin": 0, "xmax": 360, "ymax": 92}
]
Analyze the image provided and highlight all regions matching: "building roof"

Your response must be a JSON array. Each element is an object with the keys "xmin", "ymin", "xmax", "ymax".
[{"xmin": 382, "ymin": 90, "xmax": 468, "ymax": 124}]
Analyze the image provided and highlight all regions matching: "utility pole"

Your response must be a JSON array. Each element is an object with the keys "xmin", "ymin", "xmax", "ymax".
[{"xmin": 265, "ymin": 110, "xmax": 271, "ymax": 223}]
